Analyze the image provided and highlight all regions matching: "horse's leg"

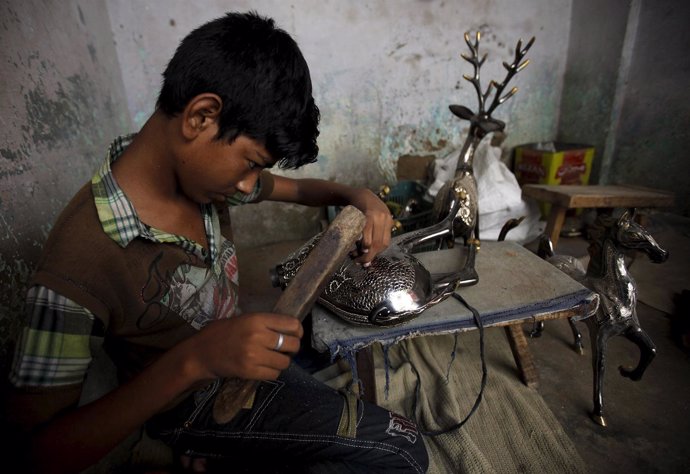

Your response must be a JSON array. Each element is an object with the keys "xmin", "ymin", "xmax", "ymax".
[
  {"xmin": 586, "ymin": 317, "xmax": 614, "ymax": 427},
  {"xmin": 619, "ymin": 325, "xmax": 657, "ymax": 381},
  {"xmin": 529, "ymin": 321, "xmax": 545, "ymax": 338},
  {"xmin": 569, "ymin": 317, "xmax": 584, "ymax": 355},
  {"xmin": 530, "ymin": 318, "xmax": 583, "ymax": 350}
]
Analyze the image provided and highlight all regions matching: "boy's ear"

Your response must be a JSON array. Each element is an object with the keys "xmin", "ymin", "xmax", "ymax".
[{"xmin": 181, "ymin": 93, "xmax": 223, "ymax": 140}]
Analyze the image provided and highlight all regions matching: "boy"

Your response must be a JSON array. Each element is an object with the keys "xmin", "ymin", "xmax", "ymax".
[{"xmin": 5, "ymin": 11, "xmax": 428, "ymax": 474}]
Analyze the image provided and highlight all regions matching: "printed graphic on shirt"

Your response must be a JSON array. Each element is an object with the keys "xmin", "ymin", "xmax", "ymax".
[
  {"xmin": 138, "ymin": 238, "xmax": 240, "ymax": 330},
  {"xmin": 386, "ymin": 412, "xmax": 419, "ymax": 444}
]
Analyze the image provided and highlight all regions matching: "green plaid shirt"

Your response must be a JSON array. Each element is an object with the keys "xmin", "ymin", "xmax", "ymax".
[{"xmin": 10, "ymin": 135, "xmax": 262, "ymax": 388}]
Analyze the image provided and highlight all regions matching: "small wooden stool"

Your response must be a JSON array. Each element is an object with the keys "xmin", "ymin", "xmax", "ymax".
[{"xmin": 522, "ymin": 184, "xmax": 675, "ymax": 248}]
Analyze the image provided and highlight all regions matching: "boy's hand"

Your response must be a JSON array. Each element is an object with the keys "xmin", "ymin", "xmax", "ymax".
[
  {"xmin": 266, "ymin": 175, "xmax": 393, "ymax": 265},
  {"xmin": 349, "ymin": 188, "xmax": 394, "ymax": 266},
  {"xmin": 183, "ymin": 313, "xmax": 303, "ymax": 383}
]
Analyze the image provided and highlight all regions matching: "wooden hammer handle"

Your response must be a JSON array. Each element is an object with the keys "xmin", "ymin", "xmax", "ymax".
[{"xmin": 211, "ymin": 206, "xmax": 366, "ymax": 423}]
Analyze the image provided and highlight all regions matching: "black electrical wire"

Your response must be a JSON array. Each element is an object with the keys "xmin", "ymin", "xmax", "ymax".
[{"xmin": 407, "ymin": 291, "xmax": 487, "ymax": 436}]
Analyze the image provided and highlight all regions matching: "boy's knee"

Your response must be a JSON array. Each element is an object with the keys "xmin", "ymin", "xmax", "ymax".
[
  {"xmin": 387, "ymin": 419, "xmax": 429, "ymax": 473},
  {"xmin": 364, "ymin": 406, "xmax": 429, "ymax": 472},
  {"xmin": 411, "ymin": 437, "xmax": 430, "ymax": 473}
]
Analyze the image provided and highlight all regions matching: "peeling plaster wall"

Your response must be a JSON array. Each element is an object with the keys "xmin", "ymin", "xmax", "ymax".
[
  {"xmin": 106, "ymin": 0, "xmax": 572, "ymax": 248},
  {"xmin": 0, "ymin": 0, "xmax": 131, "ymax": 370}
]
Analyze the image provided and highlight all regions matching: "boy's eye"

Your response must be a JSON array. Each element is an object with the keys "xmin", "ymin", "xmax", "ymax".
[{"xmin": 248, "ymin": 161, "xmax": 258, "ymax": 170}]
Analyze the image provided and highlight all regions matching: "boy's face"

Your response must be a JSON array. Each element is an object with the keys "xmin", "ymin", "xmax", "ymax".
[{"xmin": 176, "ymin": 131, "xmax": 274, "ymax": 205}]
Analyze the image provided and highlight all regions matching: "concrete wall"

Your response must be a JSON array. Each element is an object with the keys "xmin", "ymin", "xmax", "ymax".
[
  {"xmin": 557, "ymin": 0, "xmax": 631, "ymax": 183},
  {"xmin": 607, "ymin": 0, "xmax": 690, "ymax": 216},
  {"xmin": 106, "ymin": 0, "xmax": 572, "ymax": 248},
  {"xmin": 558, "ymin": 0, "xmax": 690, "ymax": 215},
  {"xmin": 0, "ymin": 0, "xmax": 131, "ymax": 370}
]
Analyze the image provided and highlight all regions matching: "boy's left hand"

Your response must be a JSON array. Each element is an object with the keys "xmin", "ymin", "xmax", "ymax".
[
  {"xmin": 266, "ymin": 175, "xmax": 393, "ymax": 266},
  {"xmin": 349, "ymin": 188, "xmax": 394, "ymax": 266}
]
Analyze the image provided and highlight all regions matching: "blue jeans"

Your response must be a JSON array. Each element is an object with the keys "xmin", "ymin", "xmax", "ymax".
[{"xmin": 147, "ymin": 364, "xmax": 428, "ymax": 473}]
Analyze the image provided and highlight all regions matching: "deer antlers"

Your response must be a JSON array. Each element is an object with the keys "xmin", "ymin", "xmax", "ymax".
[{"xmin": 450, "ymin": 31, "xmax": 535, "ymax": 135}]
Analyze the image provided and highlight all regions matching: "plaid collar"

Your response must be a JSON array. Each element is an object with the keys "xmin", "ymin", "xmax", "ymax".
[{"xmin": 92, "ymin": 135, "xmax": 217, "ymax": 262}]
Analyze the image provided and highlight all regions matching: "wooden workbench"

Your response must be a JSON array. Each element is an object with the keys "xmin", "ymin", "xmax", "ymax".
[{"xmin": 522, "ymin": 184, "xmax": 675, "ymax": 248}]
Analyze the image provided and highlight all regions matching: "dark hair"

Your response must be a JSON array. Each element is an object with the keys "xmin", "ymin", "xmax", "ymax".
[{"xmin": 157, "ymin": 11, "xmax": 319, "ymax": 169}]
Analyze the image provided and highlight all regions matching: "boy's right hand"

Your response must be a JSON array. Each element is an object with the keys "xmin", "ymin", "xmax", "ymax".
[{"xmin": 181, "ymin": 313, "xmax": 303, "ymax": 383}]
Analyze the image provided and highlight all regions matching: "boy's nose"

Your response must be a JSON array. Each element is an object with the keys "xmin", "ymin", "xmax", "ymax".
[{"xmin": 236, "ymin": 172, "xmax": 259, "ymax": 194}]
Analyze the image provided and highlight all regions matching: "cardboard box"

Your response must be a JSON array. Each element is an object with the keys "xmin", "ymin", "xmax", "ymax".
[{"xmin": 514, "ymin": 142, "xmax": 595, "ymax": 217}]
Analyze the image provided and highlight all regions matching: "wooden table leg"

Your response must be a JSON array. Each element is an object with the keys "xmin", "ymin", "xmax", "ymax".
[
  {"xmin": 355, "ymin": 345, "xmax": 377, "ymax": 403},
  {"xmin": 504, "ymin": 324, "xmax": 540, "ymax": 388},
  {"xmin": 545, "ymin": 205, "xmax": 568, "ymax": 248}
]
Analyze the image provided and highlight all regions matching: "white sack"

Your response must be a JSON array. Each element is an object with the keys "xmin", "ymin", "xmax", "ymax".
[{"xmin": 425, "ymin": 140, "xmax": 544, "ymax": 244}]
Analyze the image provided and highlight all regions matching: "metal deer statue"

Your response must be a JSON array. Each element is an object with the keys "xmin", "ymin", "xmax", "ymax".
[
  {"xmin": 540, "ymin": 210, "xmax": 668, "ymax": 427},
  {"xmin": 431, "ymin": 31, "xmax": 534, "ymax": 285}
]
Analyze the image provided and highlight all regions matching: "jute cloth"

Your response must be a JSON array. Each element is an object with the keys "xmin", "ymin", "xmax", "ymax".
[{"xmin": 315, "ymin": 328, "xmax": 586, "ymax": 474}]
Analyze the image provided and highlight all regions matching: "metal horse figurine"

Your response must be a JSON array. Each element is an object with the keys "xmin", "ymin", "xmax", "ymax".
[
  {"xmin": 272, "ymin": 186, "xmax": 474, "ymax": 327},
  {"xmin": 541, "ymin": 210, "xmax": 668, "ymax": 426},
  {"xmin": 431, "ymin": 31, "xmax": 534, "ymax": 285}
]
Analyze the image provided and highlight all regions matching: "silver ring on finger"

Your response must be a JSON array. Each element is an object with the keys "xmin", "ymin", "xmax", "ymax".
[{"xmin": 274, "ymin": 333, "xmax": 285, "ymax": 351}]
